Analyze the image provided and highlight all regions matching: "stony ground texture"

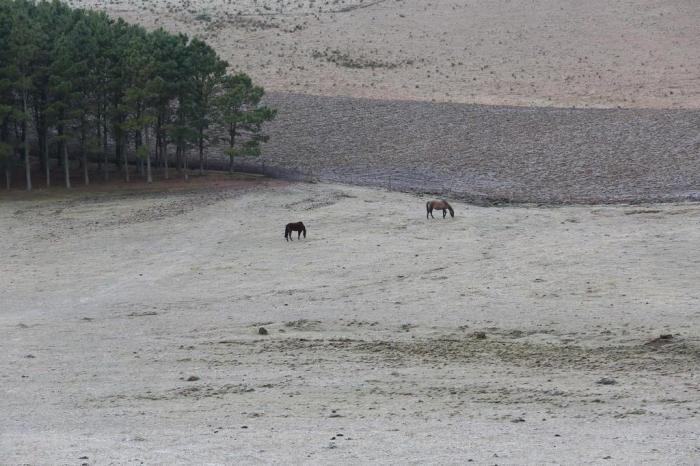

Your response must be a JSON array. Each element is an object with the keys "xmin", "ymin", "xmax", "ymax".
[
  {"xmin": 2, "ymin": 182, "xmax": 699, "ymax": 464},
  {"xmin": 67, "ymin": 0, "xmax": 699, "ymax": 109},
  {"xmin": 239, "ymin": 93, "xmax": 700, "ymax": 204},
  {"xmin": 64, "ymin": 0, "xmax": 700, "ymax": 204}
]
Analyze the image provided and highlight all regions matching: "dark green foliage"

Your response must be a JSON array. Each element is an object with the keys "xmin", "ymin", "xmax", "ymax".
[
  {"xmin": 0, "ymin": 0, "xmax": 274, "ymax": 190},
  {"xmin": 215, "ymin": 73, "xmax": 276, "ymax": 172}
]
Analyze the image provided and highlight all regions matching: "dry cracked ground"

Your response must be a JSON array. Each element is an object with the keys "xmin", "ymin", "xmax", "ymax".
[{"xmin": 2, "ymin": 181, "xmax": 699, "ymax": 464}]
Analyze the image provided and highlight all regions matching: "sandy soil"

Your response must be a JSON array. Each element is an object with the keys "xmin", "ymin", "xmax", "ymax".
[
  {"xmin": 66, "ymin": 0, "xmax": 700, "ymax": 109},
  {"xmin": 2, "ymin": 181, "xmax": 699, "ymax": 464}
]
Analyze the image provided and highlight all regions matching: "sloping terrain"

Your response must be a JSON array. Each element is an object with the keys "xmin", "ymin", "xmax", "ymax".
[
  {"xmin": 68, "ymin": 0, "xmax": 700, "ymax": 108},
  {"xmin": 226, "ymin": 93, "xmax": 700, "ymax": 204},
  {"xmin": 64, "ymin": 0, "xmax": 700, "ymax": 204},
  {"xmin": 2, "ymin": 183, "xmax": 699, "ymax": 463}
]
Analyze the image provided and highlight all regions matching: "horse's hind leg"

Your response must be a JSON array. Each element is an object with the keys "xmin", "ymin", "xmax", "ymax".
[{"xmin": 443, "ymin": 209, "xmax": 447, "ymax": 218}]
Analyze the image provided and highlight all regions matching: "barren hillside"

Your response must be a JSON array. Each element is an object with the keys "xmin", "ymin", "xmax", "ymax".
[
  {"xmin": 2, "ymin": 183, "xmax": 699, "ymax": 463},
  {"xmin": 68, "ymin": 0, "xmax": 700, "ymax": 108}
]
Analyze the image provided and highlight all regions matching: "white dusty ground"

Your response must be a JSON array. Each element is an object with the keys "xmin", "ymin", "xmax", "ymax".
[
  {"xmin": 1, "ymin": 181, "xmax": 699, "ymax": 464},
  {"xmin": 66, "ymin": 0, "xmax": 700, "ymax": 109}
]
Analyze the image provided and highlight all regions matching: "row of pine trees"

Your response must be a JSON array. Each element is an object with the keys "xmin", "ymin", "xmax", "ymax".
[{"xmin": 0, "ymin": 0, "xmax": 275, "ymax": 190}]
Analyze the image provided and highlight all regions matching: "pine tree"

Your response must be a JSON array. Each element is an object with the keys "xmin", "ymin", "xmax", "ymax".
[
  {"xmin": 186, "ymin": 39, "xmax": 227, "ymax": 175},
  {"xmin": 215, "ymin": 73, "xmax": 276, "ymax": 173}
]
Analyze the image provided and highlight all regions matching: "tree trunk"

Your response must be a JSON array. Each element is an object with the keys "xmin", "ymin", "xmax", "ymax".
[
  {"xmin": 82, "ymin": 150, "xmax": 89, "ymax": 186},
  {"xmin": 154, "ymin": 132, "xmax": 160, "ymax": 167},
  {"xmin": 123, "ymin": 134, "xmax": 129, "ymax": 182},
  {"xmin": 144, "ymin": 127, "xmax": 152, "ymax": 183},
  {"xmin": 63, "ymin": 143, "xmax": 71, "ymax": 189},
  {"xmin": 176, "ymin": 144, "xmax": 182, "ymax": 172},
  {"xmin": 5, "ymin": 169, "xmax": 10, "ymax": 190},
  {"xmin": 184, "ymin": 149, "xmax": 189, "ymax": 181},
  {"xmin": 228, "ymin": 123, "xmax": 236, "ymax": 174},
  {"xmin": 198, "ymin": 135, "xmax": 204, "ymax": 176},
  {"xmin": 96, "ymin": 103, "xmax": 102, "ymax": 175},
  {"xmin": 103, "ymin": 148, "xmax": 109, "ymax": 182},
  {"xmin": 103, "ymin": 113, "xmax": 109, "ymax": 181},
  {"xmin": 38, "ymin": 129, "xmax": 46, "ymax": 174},
  {"xmin": 44, "ymin": 136, "xmax": 50, "ymax": 187},
  {"xmin": 115, "ymin": 127, "xmax": 121, "ymax": 171},
  {"xmin": 163, "ymin": 142, "xmax": 169, "ymax": 179},
  {"xmin": 81, "ymin": 122, "xmax": 89, "ymax": 186},
  {"xmin": 22, "ymin": 91, "xmax": 31, "ymax": 191}
]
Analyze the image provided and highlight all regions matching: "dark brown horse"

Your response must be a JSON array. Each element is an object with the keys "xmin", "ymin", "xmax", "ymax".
[
  {"xmin": 285, "ymin": 222, "xmax": 307, "ymax": 241},
  {"xmin": 426, "ymin": 200, "xmax": 454, "ymax": 219}
]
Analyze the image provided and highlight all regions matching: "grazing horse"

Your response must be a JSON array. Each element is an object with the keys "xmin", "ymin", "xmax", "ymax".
[
  {"xmin": 426, "ymin": 200, "xmax": 454, "ymax": 219},
  {"xmin": 285, "ymin": 222, "xmax": 307, "ymax": 241}
]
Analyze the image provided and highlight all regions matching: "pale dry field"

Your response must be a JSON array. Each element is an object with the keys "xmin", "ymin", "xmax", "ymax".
[
  {"xmin": 2, "ymin": 182, "xmax": 699, "ymax": 464},
  {"xmin": 66, "ymin": 0, "xmax": 700, "ymax": 109}
]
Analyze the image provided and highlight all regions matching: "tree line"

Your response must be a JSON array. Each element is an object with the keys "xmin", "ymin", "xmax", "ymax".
[{"xmin": 0, "ymin": 0, "xmax": 276, "ymax": 190}]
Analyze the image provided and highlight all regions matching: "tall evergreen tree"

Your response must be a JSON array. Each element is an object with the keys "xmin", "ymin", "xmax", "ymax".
[
  {"xmin": 0, "ymin": 0, "xmax": 275, "ymax": 189},
  {"xmin": 215, "ymin": 73, "xmax": 276, "ymax": 173},
  {"xmin": 186, "ymin": 39, "xmax": 227, "ymax": 175},
  {"xmin": 7, "ymin": 1, "xmax": 39, "ymax": 190}
]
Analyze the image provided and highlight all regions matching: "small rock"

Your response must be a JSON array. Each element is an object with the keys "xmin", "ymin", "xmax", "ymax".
[
  {"xmin": 78, "ymin": 456, "xmax": 88, "ymax": 460},
  {"xmin": 596, "ymin": 377, "xmax": 617, "ymax": 385},
  {"xmin": 186, "ymin": 376, "xmax": 199, "ymax": 382},
  {"xmin": 511, "ymin": 417, "xmax": 526, "ymax": 423},
  {"xmin": 25, "ymin": 354, "xmax": 35, "ymax": 358},
  {"xmin": 258, "ymin": 327, "xmax": 268, "ymax": 335},
  {"xmin": 241, "ymin": 425, "xmax": 248, "ymax": 429},
  {"xmin": 645, "ymin": 334, "xmax": 674, "ymax": 346},
  {"xmin": 473, "ymin": 331, "xmax": 487, "ymax": 339}
]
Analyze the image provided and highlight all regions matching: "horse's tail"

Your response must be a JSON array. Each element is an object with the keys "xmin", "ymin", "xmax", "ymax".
[
  {"xmin": 284, "ymin": 226, "xmax": 289, "ymax": 238},
  {"xmin": 303, "ymin": 227, "xmax": 306, "ymax": 238}
]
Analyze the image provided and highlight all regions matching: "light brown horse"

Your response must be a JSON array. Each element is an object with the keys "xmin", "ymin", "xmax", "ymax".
[
  {"xmin": 285, "ymin": 222, "xmax": 307, "ymax": 241},
  {"xmin": 426, "ymin": 200, "xmax": 454, "ymax": 219}
]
